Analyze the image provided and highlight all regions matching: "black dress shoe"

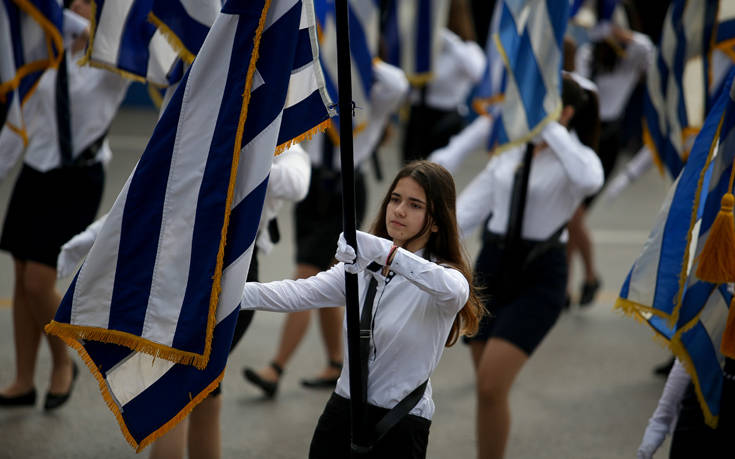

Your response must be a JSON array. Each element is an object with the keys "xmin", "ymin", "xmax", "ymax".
[
  {"xmin": 0, "ymin": 388, "xmax": 36, "ymax": 407},
  {"xmin": 579, "ymin": 278, "xmax": 601, "ymax": 306},
  {"xmin": 243, "ymin": 361, "xmax": 282, "ymax": 398},
  {"xmin": 44, "ymin": 362, "xmax": 78, "ymax": 411},
  {"xmin": 301, "ymin": 360, "xmax": 342, "ymax": 389}
]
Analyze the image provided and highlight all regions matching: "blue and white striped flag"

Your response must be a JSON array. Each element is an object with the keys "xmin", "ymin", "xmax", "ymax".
[
  {"xmin": 81, "ymin": 0, "xmax": 182, "ymax": 86},
  {"xmin": 149, "ymin": 0, "xmax": 220, "ymax": 65},
  {"xmin": 472, "ymin": 0, "xmax": 504, "ymax": 120},
  {"xmin": 642, "ymin": 0, "xmax": 723, "ymax": 178},
  {"xmin": 0, "ymin": 0, "xmax": 63, "ymax": 145},
  {"xmin": 617, "ymin": 68, "xmax": 735, "ymax": 428},
  {"xmin": 314, "ymin": 0, "xmax": 378, "ymax": 140},
  {"xmin": 45, "ymin": 0, "xmax": 332, "ymax": 450},
  {"xmin": 487, "ymin": 0, "xmax": 569, "ymax": 152},
  {"xmin": 383, "ymin": 0, "xmax": 450, "ymax": 86}
]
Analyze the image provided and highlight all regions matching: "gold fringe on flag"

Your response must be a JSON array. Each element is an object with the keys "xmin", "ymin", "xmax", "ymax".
[
  {"xmin": 147, "ymin": 12, "xmax": 196, "ymax": 65},
  {"xmin": 695, "ymin": 163, "xmax": 735, "ymax": 284}
]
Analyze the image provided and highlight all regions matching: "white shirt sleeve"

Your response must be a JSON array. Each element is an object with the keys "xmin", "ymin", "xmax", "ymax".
[
  {"xmin": 240, "ymin": 263, "xmax": 346, "ymax": 312},
  {"xmin": 428, "ymin": 116, "xmax": 492, "ymax": 174},
  {"xmin": 456, "ymin": 157, "xmax": 497, "ymax": 239},
  {"xmin": 267, "ymin": 144, "xmax": 311, "ymax": 202},
  {"xmin": 626, "ymin": 32, "xmax": 655, "ymax": 75},
  {"xmin": 389, "ymin": 249, "xmax": 469, "ymax": 314},
  {"xmin": 444, "ymin": 30, "xmax": 486, "ymax": 84},
  {"xmin": 541, "ymin": 122, "xmax": 604, "ymax": 196}
]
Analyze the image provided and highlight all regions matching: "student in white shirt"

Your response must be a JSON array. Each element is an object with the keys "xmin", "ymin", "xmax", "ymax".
[
  {"xmin": 0, "ymin": 0, "xmax": 129, "ymax": 411},
  {"xmin": 457, "ymin": 75, "xmax": 604, "ymax": 459},
  {"xmin": 240, "ymin": 160, "xmax": 484, "ymax": 458},
  {"xmin": 243, "ymin": 61, "xmax": 409, "ymax": 398}
]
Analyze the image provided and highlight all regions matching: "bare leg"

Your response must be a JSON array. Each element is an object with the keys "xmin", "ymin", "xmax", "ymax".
[
  {"xmin": 188, "ymin": 395, "xmax": 222, "ymax": 459},
  {"xmin": 468, "ymin": 340, "xmax": 485, "ymax": 371},
  {"xmin": 148, "ymin": 417, "xmax": 188, "ymax": 459},
  {"xmin": 252, "ymin": 263, "xmax": 321, "ymax": 382},
  {"xmin": 311, "ymin": 306, "xmax": 343, "ymax": 380},
  {"xmin": 23, "ymin": 261, "xmax": 72, "ymax": 394},
  {"xmin": 0, "ymin": 260, "xmax": 41, "ymax": 396},
  {"xmin": 568, "ymin": 206, "xmax": 596, "ymax": 283},
  {"xmin": 475, "ymin": 338, "xmax": 528, "ymax": 459}
]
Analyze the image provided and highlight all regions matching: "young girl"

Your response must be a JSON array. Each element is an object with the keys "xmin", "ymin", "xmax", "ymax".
[
  {"xmin": 457, "ymin": 75, "xmax": 604, "ymax": 458},
  {"xmin": 240, "ymin": 161, "xmax": 484, "ymax": 458}
]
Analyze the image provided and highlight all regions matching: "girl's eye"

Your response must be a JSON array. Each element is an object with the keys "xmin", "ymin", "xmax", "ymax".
[
  {"xmin": 411, "ymin": 203, "xmax": 422, "ymax": 209},
  {"xmin": 390, "ymin": 196, "xmax": 400, "ymax": 203}
]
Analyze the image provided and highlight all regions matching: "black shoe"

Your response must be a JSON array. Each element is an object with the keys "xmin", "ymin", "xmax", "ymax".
[
  {"xmin": 301, "ymin": 360, "xmax": 342, "ymax": 389},
  {"xmin": 243, "ymin": 361, "xmax": 282, "ymax": 398},
  {"xmin": 579, "ymin": 278, "xmax": 601, "ymax": 306},
  {"xmin": 0, "ymin": 388, "xmax": 36, "ymax": 407},
  {"xmin": 44, "ymin": 362, "xmax": 78, "ymax": 411},
  {"xmin": 653, "ymin": 357, "xmax": 676, "ymax": 377}
]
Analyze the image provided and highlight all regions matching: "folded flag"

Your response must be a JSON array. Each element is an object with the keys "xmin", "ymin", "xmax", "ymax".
[
  {"xmin": 81, "ymin": 0, "xmax": 181, "ymax": 86},
  {"xmin": 0, "ymin": 0, "xmax": 63, "ymax": 145},
  {"xmin": 314, "ymin": 0, "xmax": 378, "ymax": 141},
  {"xmin": 45, "ymin": 0, "xmax": 333, "ymax": 450},
  {"xmin": 617, "ymin": 67, "xmax": 735, "ymax": 428},
  {"xmin": 486, "ymin": 0, "xmax": 569, "ymax": 152}
]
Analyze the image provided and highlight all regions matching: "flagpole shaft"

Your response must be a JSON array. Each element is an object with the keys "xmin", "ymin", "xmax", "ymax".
[{"xmin": 334, "ymin": 0, "xmax": 367, "ymax": 456}]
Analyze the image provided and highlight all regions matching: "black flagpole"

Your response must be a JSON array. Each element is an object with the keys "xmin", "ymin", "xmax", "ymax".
[{"xmin": 334, "ymin": 0, "xmax": 367, "ymax": 456}]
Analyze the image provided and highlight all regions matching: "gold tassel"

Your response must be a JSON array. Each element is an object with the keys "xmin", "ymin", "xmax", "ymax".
[
  {"xmin": 695, "ymin": 192, "xmax": 735, "ymax": 284},
  {"xmin": 722, "ymin": 297, "xmax": 735, "ymax": 359}
]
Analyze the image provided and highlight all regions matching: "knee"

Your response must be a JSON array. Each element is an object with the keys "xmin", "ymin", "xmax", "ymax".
[
  {"xmin": 476, "ymin": 376, "xmax": 509, "ymax": 407},
  {"xmin": 21, "ymin": 274, "xmax": 53, "ymax": 304}
]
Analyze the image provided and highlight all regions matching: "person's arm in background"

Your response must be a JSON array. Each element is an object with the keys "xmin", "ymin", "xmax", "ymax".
[{"xmin": 637, "ymin": 359, "xmax": 690, "ymax": 459}]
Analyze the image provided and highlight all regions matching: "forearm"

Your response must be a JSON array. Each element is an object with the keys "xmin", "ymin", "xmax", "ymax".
[{"xmin": 241, "ymin": 266, "xmax": 345, "ymax": 312}]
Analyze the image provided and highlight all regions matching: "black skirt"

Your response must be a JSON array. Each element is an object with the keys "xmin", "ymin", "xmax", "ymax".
[
  {"xmin": 465, "ymin": 231, "xmax": 568, "ymax": 356},
  {"xmin": 309, "ymin": 392, "xmax": 431, "ymax": 459},
  {"xmin": 0, "ymin": 163, "xmax": 105, "ymax": 268}
]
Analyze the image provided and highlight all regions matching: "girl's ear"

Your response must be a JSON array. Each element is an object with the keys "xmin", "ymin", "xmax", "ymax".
[{"xmin": 431, "ymin": 223, "xmax": 439, "ymax": 233}]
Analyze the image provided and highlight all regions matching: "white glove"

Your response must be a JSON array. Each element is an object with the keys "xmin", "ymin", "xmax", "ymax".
[
  {"xmin": 335, "ymin": 231, "xmax": 393, "ymax": 274},
  {"xmin": 636, "ymin": 359, "xmax": 690, "ymax": 459},
  {"xmin": 57, "ymin": 214, "xmax": 107, "ymax": 278}
]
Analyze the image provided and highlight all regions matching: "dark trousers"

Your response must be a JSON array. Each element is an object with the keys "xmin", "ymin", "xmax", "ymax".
[{"xmin": 309, "ymin": 393, "xmax": 431, "ymax": 459}]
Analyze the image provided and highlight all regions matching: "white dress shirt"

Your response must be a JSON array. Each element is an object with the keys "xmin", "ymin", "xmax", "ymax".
[
  {"xmin": 21, "ymin": 48, "xmax": 130, "ymax": 172},
  {"xmin": 241, "ymin": 247, "xmax": 470, "ymax": 420},
  {"xmin": 413, "ymin": 29, "xmax": 486, "ymax": 112},
  {"xmin": 255, "ymin": 144, "xmax": 311, "ymax": 254},
  {"xmin": 457, "ymin": 122, "xmax": 604, "ymax": 241},
  {"xmin": 575, "ymin": 32, "xmax": 653, "ymax": 122}
]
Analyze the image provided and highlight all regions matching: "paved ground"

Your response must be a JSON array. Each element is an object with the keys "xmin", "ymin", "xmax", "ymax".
[{"xmin": 0, "ymin": 108, "xmax": 677, "ymax": 458}]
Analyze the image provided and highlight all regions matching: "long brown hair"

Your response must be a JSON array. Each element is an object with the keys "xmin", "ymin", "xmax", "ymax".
[{"xmin": 369, "ymin": 161, "xmax": 485, "ymax": 346}]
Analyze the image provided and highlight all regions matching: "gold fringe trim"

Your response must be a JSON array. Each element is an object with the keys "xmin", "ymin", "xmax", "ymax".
[
  {"xmin": 148, "ymin": 12, "xmax": 196, "ymax": 65},
  {"xmin": 77, "ymin": 0, "xmax": 97, "ymax": 66},
  {"xmin": 5, "ymin": 122, "xmax": 29, "ymax": 147},
  {"xmin": 0, "ymin": 59, "xmax": 52, "ymax": 98},
  {"xmin": 147, "ymin": 85, "xmax": 164, "ymax": 110},
  {"xmin": 45, "ymin": 321, "xmax": 208, "ymax": 369},
  {"xmin": 614, "ymin": 296, "xmax": 672, "ymax": 322},
  {"xmin": 51, "ymin": 330, "xmax": 225, "ymax": 452},
  {"xmin": 670, "ymin": 112, "xmax": 727, "ymax": 328},
  {"xmin": 472, "ymin": 94, "xmax": 504, "ymax": 118},
  {"xmin": 274, "ymin": 118, "xmax": 330, "ymax": 156},
  {"xmin": 85, "ymin": 60, "xmax": 150, "ymax": 84},
  {"xmin": 669, "ymin": 338, "xmax": 719, "ymax": 428},
  {"xmin": 323, "ymin": 119, "xmax": 367, "ymax": 147},
  {"xmin": 407, "ymin": 72, "xmax": 434, "ymax": 87}
]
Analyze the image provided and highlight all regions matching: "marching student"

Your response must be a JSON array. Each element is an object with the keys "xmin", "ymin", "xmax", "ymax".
[
  {"xmin": 0, "ymin": 0, "xmax": 129, "ymax": 410},
  {"xmin": 457, "ymin": 75, "xmax": 603, "ymax": 459},
  {"xmin": 243, "ymin": 60, "xmax": 409, "ymax": 397},
  {"xmin": 240, "ymin": 160, "xmax": 484, "ymax": 458}
]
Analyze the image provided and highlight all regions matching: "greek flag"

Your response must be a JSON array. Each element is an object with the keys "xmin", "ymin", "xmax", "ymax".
[
  {"xmin": 472, "ymin": 0, "xmax": 504, "ymax": 120},
  {"xmin": 383, "ymin": 0, "xmax": 450, "ymax": 86},
  {"xmin": 617, "ymin": 68, "xmax": 735, "ymax": 428},
  {"xmin": 81, "ymin": 0, "xmax": 182, "ymax": 86},
  {"xmin": 487, "ymin": 0, "xmax": 569, "ymax": 152},
  {"xmin": 313, "ymin": 0, "xmax": 378, "ymax": 140},
  {"xmin": 45, "ymin": 0, "xmax": 332, "ymax": 450},
  {"xmin": 642, "ymin": 0, "xmax": 721, "ymax": 178},
  {"xmin": 149, "ymin": 0, "xmax": 220, "ymax": 64},
  {"xmin": 0, "ymin": 0, "xmax": 63, "ymax": 145}
]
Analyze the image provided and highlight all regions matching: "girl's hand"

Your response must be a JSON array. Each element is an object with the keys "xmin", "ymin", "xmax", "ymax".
[{"xmin": 335, "ymin": 231, "xmax": 393, "ymax": 273}]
